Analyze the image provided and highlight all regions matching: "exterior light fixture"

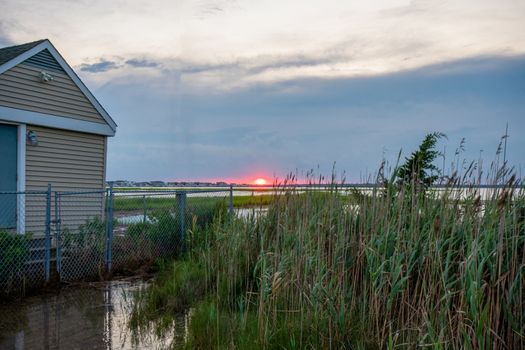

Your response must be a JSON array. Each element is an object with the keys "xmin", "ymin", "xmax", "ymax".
[
  {"xmin": 39, "ymin": 71, "xmax": 54, "ymax": 83},
  {"xmin": 27, "ymin": 130, "xmax": 38, "ymax": 146}
]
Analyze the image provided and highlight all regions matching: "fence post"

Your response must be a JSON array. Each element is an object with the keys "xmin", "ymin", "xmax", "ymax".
[
  {"xmin": 105, "ymin": 184, "xmax": 114, "ymax": 274},
  {"xmin": 54, "ymin": 191, "xmax": 61, "ymax": 279},
  {"xmin": 143, "ymin": 195, "xmax": 147, "ymax": 224},
  {"xmin": 44, "ymin": 183, "xmax": 52, "ymax": 283},
  {"xmin": 229, "ymin": 185, "xmax": 234, "ymax": 214},
  {"xmin": 176, "ymin": 191, "xmax": 187, "ymax": 247}
]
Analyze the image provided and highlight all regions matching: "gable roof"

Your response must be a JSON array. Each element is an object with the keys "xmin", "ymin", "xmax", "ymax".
[
  {"xmin": 0, "ymin": 40, "xmax": 46, "ymax": 66},
  {"xmin": 0, "ymin": 39, "xmax": 117, "ymax": 136}
]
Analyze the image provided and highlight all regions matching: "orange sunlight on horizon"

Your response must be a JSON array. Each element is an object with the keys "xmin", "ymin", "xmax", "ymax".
[{"xmin": 254, "ymin": 178, "xmax": 268, "ymax": 186}]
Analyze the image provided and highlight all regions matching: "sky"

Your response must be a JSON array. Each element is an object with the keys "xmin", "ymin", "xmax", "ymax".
[{"xmin": 1, "ymin": 0, "xmax": 524, "ymax": 183}]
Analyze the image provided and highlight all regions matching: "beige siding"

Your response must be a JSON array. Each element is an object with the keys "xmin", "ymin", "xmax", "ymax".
[
  {"xmin": 0, "ymin": 63, "xmax": 106, "ymax": 124},
  {"xmin": 25, "ymin": 125, "xmax": 107, "ymax": 234}
]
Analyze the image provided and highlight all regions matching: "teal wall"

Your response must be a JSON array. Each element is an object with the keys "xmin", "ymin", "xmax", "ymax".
[{"xmin": 0, "ymin": 123, "xmax": 17, "ymax": 228}]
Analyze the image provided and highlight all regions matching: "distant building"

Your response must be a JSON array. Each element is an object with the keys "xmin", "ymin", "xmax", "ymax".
[{"xmin": 112, "ymin": 180, "xmax": 132, "ymax": 187}]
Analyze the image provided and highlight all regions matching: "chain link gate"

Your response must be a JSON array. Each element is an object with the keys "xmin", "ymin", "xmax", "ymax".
[{"xmin": 54, "ymin": 187, "xmax": 233, "ymax": 282}]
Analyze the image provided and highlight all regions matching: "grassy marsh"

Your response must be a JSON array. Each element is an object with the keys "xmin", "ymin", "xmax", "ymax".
[
  {"xmin": 129, "ymin": 174, "xmax": 524, "ymax": 349},
  {"xmin": 113, "ymin": 194, "xmax": 274, "ymax": 211}
]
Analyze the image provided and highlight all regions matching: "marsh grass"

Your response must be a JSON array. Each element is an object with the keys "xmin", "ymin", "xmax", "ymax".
[
  {"xmin": 130, "ymin": 172, "xmax": 525, "ymax": 349},
  {"xmin": 129, "ymin": 260, "xmax": 207, "ymax": 331},
  {"xmin": 113, "ymin": 195, "xmax": 274, "ymax": 212}
]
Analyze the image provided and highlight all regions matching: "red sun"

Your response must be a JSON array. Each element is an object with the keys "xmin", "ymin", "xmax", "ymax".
[{"xmin": 254, "ymin": 178, "xmax": 268, "ymax": 186}]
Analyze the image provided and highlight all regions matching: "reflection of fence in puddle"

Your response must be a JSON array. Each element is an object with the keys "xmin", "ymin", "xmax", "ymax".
[{"xmin": 0, "ymin": 279, "xmax": 188, "ymax": 349}]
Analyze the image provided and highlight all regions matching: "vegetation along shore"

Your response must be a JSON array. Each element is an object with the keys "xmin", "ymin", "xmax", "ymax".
[{"xmin": 129, "ymin": 134, "xmax": 524, "ymax": 349}]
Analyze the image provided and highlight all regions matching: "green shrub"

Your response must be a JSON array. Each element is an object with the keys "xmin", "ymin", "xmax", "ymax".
[
  {"xmin": 0, "ymin": 230, "xmax": 29, "ymax": 284},
  {"xmin": 62, "ymin": 216, "xmax": 111, "ymax": 253},
  {"xmin": 125, "ymin": 200, "xmax": 228, "ymax": 248},
  {"xmin": 126, "ymin": 221, "xmax": 153, "ymax": 245}
]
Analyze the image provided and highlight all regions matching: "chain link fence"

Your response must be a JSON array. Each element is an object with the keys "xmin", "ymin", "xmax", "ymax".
[
  {"xmin": 1, "ymin": 186, "xmax": 232, "ymax": 295},
  {"xmin": 56, "ymin": 190, "xmax": 107, "ymax": 281},
  {"xmin": 111, "ymin": 189, "xmax": 230, "ymax": 272},
  {"xmin": 0, "ymin": 189, "xmax": 51, "ymax": 293}
]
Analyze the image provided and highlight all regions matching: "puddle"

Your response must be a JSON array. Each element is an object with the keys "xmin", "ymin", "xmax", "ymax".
[
  {"xmin": 0, "ymin": 279, "xmax": 187, "ymax": 349},
  {"xmin": 117, "ymin": 214, "xmax": 153, "ymax": 225},
  {"xmin": 117, "ymin": 207, "xmax": 268, "ymax": 224}
]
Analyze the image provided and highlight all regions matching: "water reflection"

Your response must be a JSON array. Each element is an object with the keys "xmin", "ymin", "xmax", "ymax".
[
  {"xmin": 234, "ymin": 207, "xmax": 268, "ymax": 219},
  {"xmin": 0, "ymin": 279, "xmax": 184, "ymax": 349}
]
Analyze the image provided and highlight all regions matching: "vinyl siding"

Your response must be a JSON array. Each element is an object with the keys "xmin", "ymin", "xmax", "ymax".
[
  {"xmin": 0, "ymin": 63, "xmax": 106, "ymax": 124},
  {"xmin": 24, "ymin": 125, "xmax": 106, "ymax": 235}
]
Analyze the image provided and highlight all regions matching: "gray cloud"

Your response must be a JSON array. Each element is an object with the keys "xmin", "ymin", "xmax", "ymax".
[
  {"xmin": 77, "ymin": 52, "xmax": 344, "ymax": 80},
  {"xmin": 78, "ymin": 57, "xmax": 161, "ymax": 73},
  {"xmin": 194, "ymin": 0, "xmax": 239, "ymax": 19},
  {"xmin": 126, "ymin": 58, "xmax": 159, "ymax": 68},
  {"xmin": 79, "ymin": 59, "xmax": 120, "ymax": 73},
  {"xmin": 163, "ymin": 53, "xmax": 345, "ymax": 80},
  {"xmin": 246, "ymin": 54, "xmax": 343, "ymax": 74},
  {"xmin": 76, "ymin": 39, "xmax": 509, "ymax": 90},
  {"xmin": 96, "ymin": 54, "xmax": 525, "ymax": 182},
  {"xmin": 180, "ymin": 61, "xmax": 239, "ymax": 74},
  {"xmin": 197, "ymin": 54, "xmax": 341, "ymax": 74}
]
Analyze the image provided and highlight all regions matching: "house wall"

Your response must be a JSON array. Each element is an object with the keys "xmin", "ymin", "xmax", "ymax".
[
  {"xmin": 25, "ymin": 125, "xmax": 106, "ymax": 191},
  {"xmin": 24, "ymin": 125, "xmax": 107, "ymax": 234},
  {"xmin": 0, "ymin": 63, "xmax": 106, "ymax": 124}
]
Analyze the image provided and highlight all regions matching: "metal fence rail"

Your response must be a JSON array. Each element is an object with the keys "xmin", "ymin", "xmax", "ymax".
[{"xmin": 0, "ymin": 186, "xmax": 232, "ymax": 294}]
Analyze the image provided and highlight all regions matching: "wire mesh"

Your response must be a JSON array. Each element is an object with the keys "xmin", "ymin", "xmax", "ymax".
[
  {"xmin": 0, "ymin": 191, "xmax": 49, "ymax": 293},
  {"xmin": 111, "ymin": 189, "xmax": 230, "ymax": 271},
  {"xmin": 1, "ymin": 188, "xmax": 232, "ymax": 294},
  {"xmin": 56, "ymin": 190, "xmax": 107, "ymax": 281}
]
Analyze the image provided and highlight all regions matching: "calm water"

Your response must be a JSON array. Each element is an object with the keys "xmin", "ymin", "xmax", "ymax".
[
  {"xmin": 117, "ymin": 207, "xmax": 268, "ymax": 224},
  {"xmin": 0, "ymin": 279, "xmax": 188, "ymax": 349}
]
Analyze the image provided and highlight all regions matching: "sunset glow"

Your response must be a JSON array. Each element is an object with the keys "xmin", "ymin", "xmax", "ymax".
[{"xmin": 254, "ymin": 178, "xmax": 268, "ymax": 186}]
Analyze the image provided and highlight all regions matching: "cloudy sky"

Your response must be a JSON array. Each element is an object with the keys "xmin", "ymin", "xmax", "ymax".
[{"xmin": 1, "ymin": 0, "xmax": 524, "ymax": 183}]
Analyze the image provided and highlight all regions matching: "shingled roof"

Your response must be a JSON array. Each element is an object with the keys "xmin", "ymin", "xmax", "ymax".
[{"xmin": 0, "ymin": 39, "xmax": 46, "ymax": 66}]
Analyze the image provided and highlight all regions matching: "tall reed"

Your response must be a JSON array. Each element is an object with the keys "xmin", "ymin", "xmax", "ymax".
[{"xmin": 133, "ymin": 172, "xmax": 525, "ymax": 349}]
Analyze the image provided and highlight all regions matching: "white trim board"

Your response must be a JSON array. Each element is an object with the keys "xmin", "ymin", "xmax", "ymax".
[
  {"xmin": 17, "ymin": 124, "xmax": 26, "ymax": 234},
  {"xmin": 0, "ymin": 106, "xmax": 115, "ymax": 136},
  {"xmin": 0, "ymin": 40, "xmax": 117, "ymax": 133}
]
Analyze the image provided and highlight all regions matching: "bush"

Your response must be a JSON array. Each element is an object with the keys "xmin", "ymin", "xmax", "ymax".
[
  {"xmin": 62, "ymin": 216, "xmax": 112, "ymax": 254},
  {"xmin": 0, "ymin": 230, "xmax": 29, "ymax": 284}
]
